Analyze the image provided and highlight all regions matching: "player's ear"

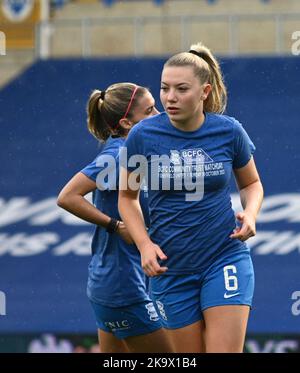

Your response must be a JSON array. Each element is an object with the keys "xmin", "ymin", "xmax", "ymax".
[
  {"xmin": 119, "ymin": 118, "xmax": 132, "ymax": 130},
  {"xmin": 201, "ymin": 83, "xmax": 212, "ymax": 100}
]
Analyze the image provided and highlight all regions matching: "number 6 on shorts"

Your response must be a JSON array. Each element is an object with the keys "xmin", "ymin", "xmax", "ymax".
[{"xmin": 223, "ymin": 265, "xmax": 238, "ymax": 291}]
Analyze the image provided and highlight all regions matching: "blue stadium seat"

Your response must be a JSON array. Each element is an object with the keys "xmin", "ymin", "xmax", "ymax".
[
  {"xmin": 51, "ymin": 0, "xmax": 69, "ymax": 8},
  {"xmin": 50, "ymin": 0, "xmax": 271, "ymax": 9},
  {"xmin": 102, "ymin": 0, "xmax": 115, "ymax": 6},
  {"xmin": 102, "ymin": 0, "xmax": 164, "ymax": 5}
]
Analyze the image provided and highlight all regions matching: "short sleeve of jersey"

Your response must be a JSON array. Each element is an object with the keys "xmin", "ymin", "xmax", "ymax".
[
  {"xmin": 81, "ymin": 150, "xmax": 117, "ymax": 190},
  {"xmin": 121, "ymin": 125, "xmax": 143, "ymax": 173},
  {"xmin": 232, "ymin": 119, "xmax": 256, "ymax": 169}
]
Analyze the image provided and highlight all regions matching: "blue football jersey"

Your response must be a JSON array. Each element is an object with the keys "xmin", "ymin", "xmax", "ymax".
[
  {"xmin": 81, "ymin": 136, "xmax": 150, "ymax": 306},
  {"xmin": 124, "ymin": 112, "xmax": 256, "ymax": 274}
]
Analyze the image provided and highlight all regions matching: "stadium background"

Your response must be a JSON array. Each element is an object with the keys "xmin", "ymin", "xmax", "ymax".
[{"xmin": 0, "ymin": 0, "xmax": 299, "ymax": 353}]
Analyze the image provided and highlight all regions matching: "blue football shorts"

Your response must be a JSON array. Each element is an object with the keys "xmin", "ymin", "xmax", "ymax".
[
  {"xmin": 89, "ymin": 299, "xmax": 162, "ymax": 339},
  {"xmin": 150, "ymin": 250, "xmax": 255, "ymax": 329}
]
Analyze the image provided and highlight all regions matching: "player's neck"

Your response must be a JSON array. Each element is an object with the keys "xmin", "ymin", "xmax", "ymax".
[{"xmin": 171, "ymin": 111, "xmax": 205, "ymax": 132}]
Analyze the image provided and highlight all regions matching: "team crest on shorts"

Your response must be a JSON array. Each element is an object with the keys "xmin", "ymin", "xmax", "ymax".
[
  {"xmin": 156, "ymin": 300, "xmax": 168, "ymax": 321},
  {"xmin": 145, "ymin": 302, "xmax": 159, "ymax": 321}
]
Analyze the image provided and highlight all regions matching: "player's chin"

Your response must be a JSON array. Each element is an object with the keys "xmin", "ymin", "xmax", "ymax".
[{"xmin": 169, "ymin": 113, "xmax": 187, "ymax": 123}]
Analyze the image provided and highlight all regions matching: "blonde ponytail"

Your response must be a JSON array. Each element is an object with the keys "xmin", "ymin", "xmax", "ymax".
[{"xmin": 164, "ymin": 42, "xmax": 227, "ymax": 113}]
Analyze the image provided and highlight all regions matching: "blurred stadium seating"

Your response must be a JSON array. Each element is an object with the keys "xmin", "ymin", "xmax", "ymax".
[
  {"xmin": 50, "ymin": 0, "xmax": 275, "ymax": 9},
  {"xmin": 1, "ymin": 0, "xmax": 300, "ymax": 87}
]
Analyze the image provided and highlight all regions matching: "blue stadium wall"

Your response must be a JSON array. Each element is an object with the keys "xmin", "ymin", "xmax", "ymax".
[{"xmin": 0, "ymin": 57, "xmax": 300, "ymax": 352}]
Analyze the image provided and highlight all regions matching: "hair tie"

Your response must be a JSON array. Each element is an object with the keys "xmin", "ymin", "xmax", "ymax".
[
  {"xmin": 189, "ymin": 50, "xmax": 206, "ymax": 60},
  {"xmin": 100, "ymin": 90, "xmax": 106, "ymax": 101}
]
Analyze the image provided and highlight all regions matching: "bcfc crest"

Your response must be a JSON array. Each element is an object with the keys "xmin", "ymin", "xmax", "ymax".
[
  {"xmin": 145, "ymin": 302, "xmax": 159, "ymax": 321},
  {"xmin": 170, "ymin": 148, "xmax": 214, "ymax": 165},
  {"xmin": 156, "ymin": 300, "xmax": 168, "ymax": 321}
]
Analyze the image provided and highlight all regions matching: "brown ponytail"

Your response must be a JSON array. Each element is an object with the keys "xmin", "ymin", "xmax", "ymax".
[
  {"xmin": 87, "ymin": 83, "xmax": 148, "ymax": 142},
  {"xmin": 87, "ymin": 90, "xmax": 111, "ymax": 142}
]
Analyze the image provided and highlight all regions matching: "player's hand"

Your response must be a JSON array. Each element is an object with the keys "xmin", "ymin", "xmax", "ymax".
[
  {"xmin": 116, "ymin": 221, "xmax": 134, "ymax": 244},
  {"xmin": 139, "ymin": 241, "xmax": 168, "ymax": 277},
  {"xmin": 230, "ymin": 211, "xmax": 256, "ymax": 242}
]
